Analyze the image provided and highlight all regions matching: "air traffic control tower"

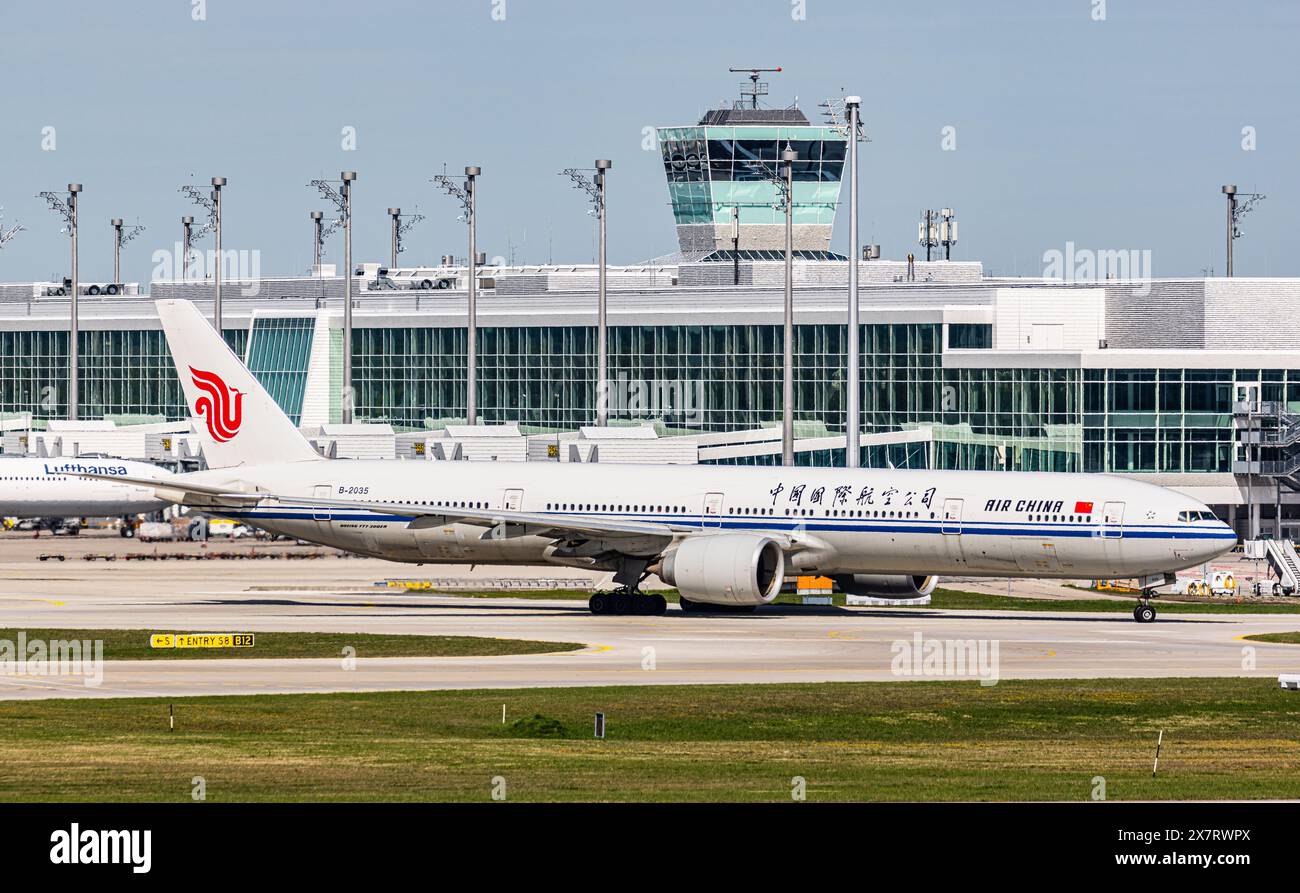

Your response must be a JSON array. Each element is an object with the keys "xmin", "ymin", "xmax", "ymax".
[{"xmin": 657, "ymin": 69, "xmax": 848, "ymax": 258}]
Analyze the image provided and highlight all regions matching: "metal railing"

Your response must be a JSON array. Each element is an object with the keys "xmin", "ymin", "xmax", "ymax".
[
  {"xmin": 1266, "ymin": 539, "xmax": 1300, "ymax": 593},
  {"xmin": 1234, "ymin": 455, "xmax": 1300, "ymax": 477},
  {"xmin": 1235, "ymin": 400, "xmax": 1300, "ymax": 475},
  {"xmin": 1235, "ymin": 400, "xmax": 1300, "ymax": 447}
]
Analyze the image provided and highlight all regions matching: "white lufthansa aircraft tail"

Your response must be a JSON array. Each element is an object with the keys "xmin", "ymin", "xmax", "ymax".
[{"xmin": 156, "ymin": 299, "xmax": 322, "ymax": 468}]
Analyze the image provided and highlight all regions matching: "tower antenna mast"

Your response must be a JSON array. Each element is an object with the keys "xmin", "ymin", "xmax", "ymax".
[{"xmin": 728, "ymin": 66, "xmax": 782, "ymax": 108}]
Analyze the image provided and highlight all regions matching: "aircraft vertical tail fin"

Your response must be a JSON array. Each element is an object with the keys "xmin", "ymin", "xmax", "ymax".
[{"xmin": 155, "ymin": 299, "xmax": 322, "ymax": 468}]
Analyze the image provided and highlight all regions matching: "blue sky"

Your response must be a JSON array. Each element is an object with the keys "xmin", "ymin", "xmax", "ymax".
[{"xmin": 0, "ymin": 0, "xmax": 1295, "ymax": 285}]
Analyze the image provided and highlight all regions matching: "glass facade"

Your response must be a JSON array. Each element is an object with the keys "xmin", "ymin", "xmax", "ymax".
[
  {"xmin": 5, "ymin": 317, "xmax": 1297, "ymax": 477},
  {"xmin": 1082, "ymin": 368, "xmax": 1300, "ymax": 474},
  {"xmin": 0, "ymin": 328, "xmax": 245, "ymax": 421},
  {"xmin": 350, "ymin": 321, "xmax": 1297, "ymax": 475},
  {"xmin": 657, "ymin": 125, "xmax": 846, "ymax": 227},
  {"xmin": 862, "ymin": 324, "xmax": 1081, "ymax": 472},
  {"xmin": 948, "ymin": 323, "xmax": 992, "ymax": 349},
  {"xmin": 245, "ymin": 317, "xmax": 314, "ymax": 424},
  {"xmin": 350, "ymin": 323, "xmax": 850, "ymax": 432}
]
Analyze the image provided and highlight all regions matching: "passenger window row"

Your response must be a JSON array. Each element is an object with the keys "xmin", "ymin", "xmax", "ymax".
[
  {"xmin": 355, "ymin": 498, "xmax": 490, "ymax": 510},
  {"xmin": 545, "ymin": 503, "xmax": 687, "ymax": 514}
]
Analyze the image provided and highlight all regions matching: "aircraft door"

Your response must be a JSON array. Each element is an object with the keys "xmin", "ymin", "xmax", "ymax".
[
  {"xmin": 503, "ymin": 488, "xmax": 524, "ymax": 512},
  {"xmin": 312, "ymin": 485, "xmax": 332, "ymax": 522},
  {"xmin": 1101, "ymin": 501, "xmax": 1125, "ymax": 539},
  {"xmin": 310, "ymin": 484, "xmax": 334, "ymax": 541},
  {"xmin": 941, "ymin": 498, "xmax": 964, "ymax": 534},
  {"xmin": 702, "ymin": 492, "xmax": 724, "ymax": 529},
  {"xmin": 940, "ymin": 498, "xmax": 965, "ymax": 566}
]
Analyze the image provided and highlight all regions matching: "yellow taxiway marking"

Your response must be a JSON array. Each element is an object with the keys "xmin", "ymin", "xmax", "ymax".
[
  {"xmin": 31, "ymin": 599, "xmax": 65, "ymax": 606},
  {"xmin": 580, "ymin": 644, "xmax": 613, "ymax": 654},
  {"xmin": 1234, "ymin": 633, "xmax": 1295, "ymax": 643}
]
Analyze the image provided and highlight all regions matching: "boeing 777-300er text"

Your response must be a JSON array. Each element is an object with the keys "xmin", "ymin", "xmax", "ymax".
[
  {"xmin": 73, "ymin": 299, "xmax": 1237, "ymax": 621},
  {"xmin": 1, "ymin": 457, "xmax": 171, "ymax": 529}
]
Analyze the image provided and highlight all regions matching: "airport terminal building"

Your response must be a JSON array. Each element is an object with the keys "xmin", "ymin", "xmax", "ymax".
[{"xmin": 3, "ymin": 93, "xmax": 1300, "ymax": 538}]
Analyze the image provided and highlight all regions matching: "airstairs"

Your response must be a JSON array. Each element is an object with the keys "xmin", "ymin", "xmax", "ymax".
[{"xmin": 1262, "ymin": 539, "xmax": 1300, "ymax": 596}]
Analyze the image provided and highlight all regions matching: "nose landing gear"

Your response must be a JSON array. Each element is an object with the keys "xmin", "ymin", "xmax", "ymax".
[
  {"xmin": 1130, "ymin": 573, "xmax": 1172, "ymax": 623},
  {"xmin": 1133, "ymin": 596, "xmax": 1157, "ymax": 623}
]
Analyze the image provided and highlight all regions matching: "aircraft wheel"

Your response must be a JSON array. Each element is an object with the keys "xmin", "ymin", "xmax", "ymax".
[
  {"xmin": 589, "ymin": 592, "xmax": 612, "ymax": 615},
  {"xmin": 631, "ymin": 594, "xmax": 667, "ymax": 616},
  {"xmin": 1134, "ymin": 604, "xmax": 1156, "ymax": 623}
]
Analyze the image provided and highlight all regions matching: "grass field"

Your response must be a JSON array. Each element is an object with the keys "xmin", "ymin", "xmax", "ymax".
[
  {"xmin": 0, "ymin": 628, "xmax": 582, "ymax": 660},
  {"xmin": 917, "ymin": 588, "xmax": 1300, "ymax": 614},
  {"xmin": 1243, "ymin": 631, "xmax": 1300, "ymax": 645},
  {"xmin": 1, "ymin": 678, "xmax": 1297, "ymax": 802}
]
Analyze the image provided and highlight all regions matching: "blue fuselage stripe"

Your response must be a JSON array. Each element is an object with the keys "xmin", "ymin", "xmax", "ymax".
[{"xmin": 218, "ymin": 507, "xmax": 1236, "ymax": 541}]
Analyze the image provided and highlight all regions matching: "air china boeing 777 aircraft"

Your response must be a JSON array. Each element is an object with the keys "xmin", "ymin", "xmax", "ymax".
[{"xmin": 77, "ymin": 299, "xmax": 1236, "ymax": 622}]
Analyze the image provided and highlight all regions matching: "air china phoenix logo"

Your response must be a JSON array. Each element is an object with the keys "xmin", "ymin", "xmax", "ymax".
[{"xmin": 189, "ymin": 366, "xmax": 244, "ymax": 442}]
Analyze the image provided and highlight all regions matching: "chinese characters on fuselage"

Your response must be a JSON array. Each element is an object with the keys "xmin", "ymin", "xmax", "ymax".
[{"xmin": 768, "ymin": 481, "xmax": 937, "ymax": 510}]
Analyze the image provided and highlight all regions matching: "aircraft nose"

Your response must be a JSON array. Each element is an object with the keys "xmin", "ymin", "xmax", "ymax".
[{"xmin": 1194, "ymin": 519, "xmax": 1237, "ymax": 561}]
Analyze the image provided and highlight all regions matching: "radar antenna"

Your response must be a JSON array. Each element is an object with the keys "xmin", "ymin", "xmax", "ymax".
[{"xmin": 728, "ymin": 67, "xmax": 782, "ymax": 109}]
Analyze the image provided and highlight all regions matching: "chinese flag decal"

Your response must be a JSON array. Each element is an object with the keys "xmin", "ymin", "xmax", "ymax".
[{"xmin": 1074, "ymin": 501, "xmax": 1094, "ymax": 514}]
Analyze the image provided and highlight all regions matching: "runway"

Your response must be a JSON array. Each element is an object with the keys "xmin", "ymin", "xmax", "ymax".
[{"xmin": 2, "ymin": 567, "xmax": 1300, "ymax": 699}]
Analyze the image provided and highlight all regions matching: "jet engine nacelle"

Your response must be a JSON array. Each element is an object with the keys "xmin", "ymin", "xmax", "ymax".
[
  {"xmin": 834, "ymin": 574, "xmax": 937, "ymax": 600},
  {"xmin": 660, "ymin": 533, "xmax": 785, "ymax": 606}
]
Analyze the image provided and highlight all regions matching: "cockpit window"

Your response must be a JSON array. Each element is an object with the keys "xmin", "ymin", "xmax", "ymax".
[{"xmin": 1178, "ymin": 510, "xmax": 1218, "ymax": 522}]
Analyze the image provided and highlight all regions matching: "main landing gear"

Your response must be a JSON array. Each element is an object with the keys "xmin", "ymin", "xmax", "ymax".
[
  {"xmin": 589, "ymin": 589, "xmax": 668, "ymax": 616},
  {"xmin": 1132, "ymin": 593, "xmax": 1158, "ymax": 624},
  {"xmin": 588, "ymin": 557, "xmax": 666, "ymax": 616}
]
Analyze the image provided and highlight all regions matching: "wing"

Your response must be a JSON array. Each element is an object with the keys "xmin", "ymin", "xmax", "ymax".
[
  {"xmin": 63, "ymin": 472, "xmax": 266, "ymax": 508},
  {"xmin": 69, "ymin": 472, "xmax": 687, "ymax": 542},
  {"xmin": 284, "ymin": 493, "xmax": 693, "ymax": 541},
  {"xmin": 67, "ymin": 473, "xmax": 817, "ymax": 553},
  {"xmin": 281, "ymin": 494, "xmax": 822, "ymax": 554}
]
